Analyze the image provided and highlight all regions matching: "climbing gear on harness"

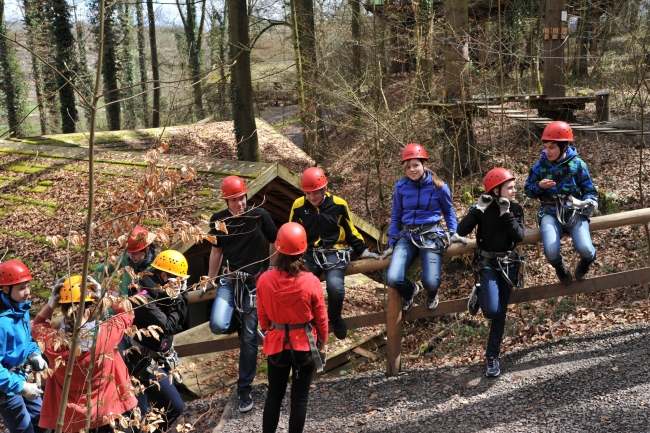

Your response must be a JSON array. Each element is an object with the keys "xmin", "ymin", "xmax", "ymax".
[
  {"xmin": 312, "ymin": 247, "xmax": 351, "ymax": 271},
  {"xmin": 467, "ymin": 284, "xmax": 480, "ymax": 316},
  {"xmin": 401, "ymin": 143, "xmax": 429, "ymax": 162},
  {"xmin": 301, "ymin": 167, "xmax": 328, "ymax": 192},
  {"xmin": 574, "ymin": 258, "xmax": 594, "ymax": 281},
  {"xmin": 551, "ymin": 194, "xmax": 595, "ymax": 228},
  {"xmin": 474, "ymin": 249, "xmax": 525, "ymax": 290},
  {"xmin": 220, "ymin": 268, "xmax": 257, "ymax": 313},
  {"xmin": 276, "ymin": 222, "xmax": 308, "ymax": 255},
  {"xmin": 0, "ymin": 260, "xmax": 33, "ymax": 286},
  {"xmin": 126, "ymin": 226, "xmax": 150, "ymax": 253},
  {"xmin": 270, "ymin": 321, "xmax": 326, "ymax": 376},
  {"xmin": 0, "ymin": 359, "xmax": 37, "ymax": 404},
  {"xmin": 402, "ymin": 223, "xmax": 451, "ymax": 255},
  {"xmin": 152, "ymin": 250, "xmax": 188, "ymax": 277},
  {"xmin": 553, "ymin": 260, "xmax": 573, "ymax": 285},
  {"xmin": 484, "ymin": 168, "xmax": 515, "ymax": 194},
  {"xmin": 127, "ymin": 337, "xmax": 183, "ymax": 384},
  {"xmin": 221, "ymin": 175, "xmax": 248, "ymax": 199},
  {"xmin": 542, "ymin": 121, "xmax": 574, "ymax": 142}
]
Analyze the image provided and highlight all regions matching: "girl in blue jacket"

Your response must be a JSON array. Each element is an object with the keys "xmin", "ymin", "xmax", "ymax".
[
  {"xmin": 0, "ymin": 260, "xmax": 48, "ymax": 433},
  {"xmin": 384, "ymin": 144, "xmax": 465, "ymax": 313}
]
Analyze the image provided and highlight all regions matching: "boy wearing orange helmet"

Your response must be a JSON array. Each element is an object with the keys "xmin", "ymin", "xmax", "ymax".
[
  {"xmin": 457, "ymin": 168, "xmax": 525, "ymax": 377},
  {"xmin": 206, "ymin": 175, "xmax": 278, "ymax": 413},
  {"xmin": 0, "ymin": 260, "xmax": 48, "ymax": 433},
  {"xmin": 290, "ymin": 167, "xmax": 379, "ymax": 340},
  {"xmin": 525, "ymin": 121, "xmax": 598, "ymax": 284}
]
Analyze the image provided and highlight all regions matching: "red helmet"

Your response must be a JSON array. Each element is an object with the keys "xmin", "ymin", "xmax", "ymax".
[
  {"xmin": 0, "ymin": 260, "xmax": 33, "ymax": 286},
  {"xmin": 301, "ymin": 167, "xmax": 328, "ymax": 192},
  {"xmin": 275, "ymin": 222, "xmax": 308, "ymax": 256},
  {"xmin": 542, "ymin": 121, "xmax": 574, "ymax": 142},
  {"xmin": 221, "ymin": 175, "xmax": 248, "ymax": 199},
  {"xmin": 484, "ymin": 168, "xmax": 516, "ymax": 193},
  {"xmin": 126, "ymin": 226, "xmax": 150, "ymax": 253},
  {"xmin": 401, "ymin": 143, "xmax": 429, "ymax": 162}
]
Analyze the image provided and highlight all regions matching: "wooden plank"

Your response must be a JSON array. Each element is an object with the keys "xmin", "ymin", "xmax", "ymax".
[{"xmin": 385, "ymin": 286, "xmax": 403, "ymax": 375}]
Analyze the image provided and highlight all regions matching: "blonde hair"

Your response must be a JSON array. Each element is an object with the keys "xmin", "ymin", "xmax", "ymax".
[{"xmin": 402, "ymin": 159, "xmax": 445, "ymax": 189}]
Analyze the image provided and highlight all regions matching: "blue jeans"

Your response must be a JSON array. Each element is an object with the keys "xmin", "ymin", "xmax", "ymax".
[
  {"xmin": 136, "ymin": 366, "xmax": 184, "ymax": 433},
  {"xmin": 303, "ymin": 253, "xmax": 346, "ymax": 320},
  {"xmin": 540, "ymin": 214, "xmax": 596, "ymax": 266},
  {"xmin": 209, "ymin": 276, "xmax": 258, "ymax": 393},
  {"xmin": 477, "ymin": 265, "xmax": 514, "ymax": 359},
  {"xmin": 0, "ymin": 394, "xmax": 47, "ymax": 433},
  {"xmin": 386, "ymin": 236, "xmax": 442, "ymax": 299}
]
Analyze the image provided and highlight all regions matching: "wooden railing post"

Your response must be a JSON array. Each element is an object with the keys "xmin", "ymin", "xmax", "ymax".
[{"xmin": 385, "ymin": 286, "xmax": 402, "ymax": 376}]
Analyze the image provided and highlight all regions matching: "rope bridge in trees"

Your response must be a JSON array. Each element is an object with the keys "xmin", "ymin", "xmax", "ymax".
[{"xmin": 177, "ymin": 208, "xmax": 650, "ymax": 376}]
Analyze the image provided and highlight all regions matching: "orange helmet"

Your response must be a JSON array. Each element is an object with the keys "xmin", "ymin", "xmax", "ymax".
[
  {"xmin": 275, "ymin": 222, "xmax": 308, "ymax": 256},
  {"xmin": 221, "ymin": 176, "xmax": 248, "ymax": 200},
  {"xmin": 301, "ymin": 167, "xmax": 328, "ymax": 192},
  {"xmin": 126, "ymin": 226, "xmax": 150, "ymax": 253},
  {"xmin": 0, "ymin": 260, "xmax": 33, "ymax": 286},
  {"xmin": 401, "ymin": 143, "xmax": 429, "ymax": 162},
  {"xmin": 484, "ymin": 168, "xmax": 515, "ymax": 193},
  {"xmin": 542, "ymin": 121, "xmax": 574, "ymax": 142}
]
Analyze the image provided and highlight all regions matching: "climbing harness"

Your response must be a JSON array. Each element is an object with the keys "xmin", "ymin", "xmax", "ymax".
[
  {"xmin": 401, "ymin": 223, "xmax": 451, "ymax": 255},
  {"xmin": 220, "ymin": 267, "xmax": 257, "ymax": 314},
  {"xmin": 312, "ymin": 247, "xmax": 351, "ymax": 271},
  {"xmin": 127, "ymin": 337, "xmax": 183, "ymax": 384},
  {"xmin": 548, "ymin": 194, "xmax": 594, "ymax": 229},
  {"xmin": 269, "ymin": 321, "xmax": 326, "ymax": 377},
  {"xmin": 474, "ymin": 249, "xmax": 526, "ymax": 290}
]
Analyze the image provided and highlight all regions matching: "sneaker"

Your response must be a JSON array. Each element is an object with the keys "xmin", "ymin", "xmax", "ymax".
[
  {"xmin": 238, "ymin": 392, "xmax": 254, "ymax": 412},
  {"xmin": 402, "ymin": 281, "xmax": 421, "ymax": 313},
  {"xmin": 426, "ymin": 293, "xmax": 439, "ymax": 311},
  {"xmin": 553, "ymin": 260, "xmax": 573, "ymax": 285},
  {"xmin": 467, "ymin": 285, "xmax": 479, "ymax": 316},
  {"xmin": 485, "ymin": 357, "xmax": 501, "ymax": 377},
  {"xmin": 574, "ymin": 258, "xmax": 594, "ymax": 281},
  {"xmin": 332, "ymin": 317, "xmax": 348, "ymax": 340}
]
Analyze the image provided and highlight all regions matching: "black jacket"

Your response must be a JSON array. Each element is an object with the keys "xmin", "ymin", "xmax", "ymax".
[{"xmin": 457, "ymin": 199, "xmax": 525, "ymax": 252}]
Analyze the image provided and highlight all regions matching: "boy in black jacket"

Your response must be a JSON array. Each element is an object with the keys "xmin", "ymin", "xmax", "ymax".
[{"xmin": 457, "ymin": 168, "xmax": 525, "ymax": 377}]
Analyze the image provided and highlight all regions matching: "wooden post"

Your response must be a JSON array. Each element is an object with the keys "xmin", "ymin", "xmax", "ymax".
[
  {"xmin": 442, "ymin": 0, "xmax": 478, "ymax": 177},
  {"xmin": 385, "ymin": 285, "xmax": 402, "ymax": 376},
  {"xmin": 595, "ymin": 90, "xmax": 611, "ymax": 122},
  {"xmin": 542, "ymin": 0, "xmax": 566, "ymax": 98}
]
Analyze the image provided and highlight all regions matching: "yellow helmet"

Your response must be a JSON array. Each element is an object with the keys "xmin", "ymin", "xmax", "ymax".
[
  {"xmin": 59, "ymin": 275, "xmax": 94, "ymax": 304},
  {"xmin": 151, "ymin": 250, "xmax": 188, "ymax": 277}
]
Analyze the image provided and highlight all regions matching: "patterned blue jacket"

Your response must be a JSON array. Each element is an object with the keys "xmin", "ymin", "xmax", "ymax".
[{"xmin": 524, "ymin": 146, "xmax": 598, "ymax": 220}]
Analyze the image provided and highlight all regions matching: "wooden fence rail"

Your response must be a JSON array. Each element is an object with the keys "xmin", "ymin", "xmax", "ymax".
[{"xmin": 176, "ymin": 208, "xmax": 650, "ymax": 375}]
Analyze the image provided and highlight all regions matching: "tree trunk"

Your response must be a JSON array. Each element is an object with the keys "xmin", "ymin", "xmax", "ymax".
[
  {"xmin": 51, "ymin": 0, "xmax": 79, "ymax": 133},
  {"xmin": 350, "ymin": 0, "xmax": 361, "ymax": 95},
  {"xmin": 209, "ymin": 3, "xmax": 228, "ymax": 120},
  {"xmin": 147, "ymin": 0, "xmax": 160, "ymax": 127},
  {"xmin": 102, "ymin": 3, "xmax": 121, "ymax": 130},
  {"xmin": 135, "ymin": 0, "xmax": 150, "ymax": 127},
  {"xmin": 72, "ymin": 0, "xmax": 94, "ymax": 128},
  {"xmin": 291, "ymin": 0, "xmax": 321, "ymax": 160},
  {"xmin": 23, "ymin": 0, "xmax": 48, "ymax": 134},
  {"xmin": 0, "ymin": 1, "xmax": 27, "ymax": 137},
  {"xmin": 573, "ymin": 1, "xmax": 589, "ymax": 79},
  {"xmin": 118, "ymin": 0, "xmax": 138, "ymax": 129},
  {"xmin": 442, "ymin": 0, "xmax": 478, "ymax": 178},
  {"xmin": 177, "ymin": 0, "xmax": 205, "ymax": 120},
  {"xmin": 227, "ymin": 0, "xmax": 259, "ymax": 161}
]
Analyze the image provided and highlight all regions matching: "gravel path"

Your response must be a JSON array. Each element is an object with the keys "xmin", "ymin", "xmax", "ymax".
[{"xmin": 221, "ymin": 322, "xmax": 650, "ymax": 432}]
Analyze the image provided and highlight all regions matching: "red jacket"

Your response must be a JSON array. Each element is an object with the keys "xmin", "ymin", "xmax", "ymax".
[
  {"xmin": 257, "ymin": 269, "xmax": 328, "ymax": 355},
  {"xmin": 32, "ymin": 310, "xmax": 137, "ymax": 432}
]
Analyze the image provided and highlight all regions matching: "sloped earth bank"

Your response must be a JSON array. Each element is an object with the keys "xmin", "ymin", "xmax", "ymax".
[{"xmin": 216, "ymin": 321, "xmax": 650, "ymax": 433}]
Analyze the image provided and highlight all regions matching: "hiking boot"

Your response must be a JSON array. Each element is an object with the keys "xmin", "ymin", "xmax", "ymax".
[
  {"xmin": 332, "ymin": 317, "xmax": 348, "ymax": 340},
  {"xmin": 402, "ymin": 281, "xmax": 421, "ymax": 313},
  {"xmin": 238, "ymin": 392, "xmax": 254, "ymax": 412},
  {"xmin": 426, "ymin": 293, "xmax": 439, "ymax": 311},
  {"xmin": 467, "ymin": 285, "xmax": 480, "ymax": 316},
  {"xmin": 485, "ymin": 357, "xmax": 501, "ymax": 377},
  {"xmin": 553, "ymin": 260, "xmax": 573, "ymax": 285},
  {"xmin": 574, "ymin": 258, "xmax": 594, "ymax": 281}
]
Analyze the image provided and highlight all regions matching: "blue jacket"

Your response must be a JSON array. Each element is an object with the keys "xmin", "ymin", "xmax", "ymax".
[
  {"xmin": 0, "ymin": 292, "xmax": 41, "ymax": 396},
  {"xmin": 524, "ymin": 146, "xmax": 598, "ymax": 220},
  {"xmin": 388, "ymin": 172, "xmax": 458, "ymax": 247}
]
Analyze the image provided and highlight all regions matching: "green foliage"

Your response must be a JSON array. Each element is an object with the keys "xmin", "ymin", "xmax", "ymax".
[
  {"xmin": 461, "ymin": 190, "xmax": 474, "ymax": 205},
  {"xmin": 598, "ymin": 190, "xmax": 620, "ymax": 215},
  {"xmin": 0, "ymin": 16, "xmax": 29, "ymax": 138}
]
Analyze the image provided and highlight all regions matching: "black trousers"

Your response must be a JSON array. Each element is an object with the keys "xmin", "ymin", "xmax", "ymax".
[{"xmin": 262, "ymin": 350, "xmax": 315, "ymax": 433}]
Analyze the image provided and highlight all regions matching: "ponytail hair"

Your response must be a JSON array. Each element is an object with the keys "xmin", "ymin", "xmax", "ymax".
[{"xmin": 426, "ymin": 168, "xmax": 445, "ymax": 189}]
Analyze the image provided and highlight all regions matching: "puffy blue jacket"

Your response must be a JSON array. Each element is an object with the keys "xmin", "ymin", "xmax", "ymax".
[
  {"xmin": 388, "ymin": 171, "xmax": 458, "ymax": 247},
  {"xmin": 0, "ymin": 292, "xmax": 41, "ymax": 396},
  {"xmin": 524, "ymin": 146, "xmax": 598, "ymax": 220}
]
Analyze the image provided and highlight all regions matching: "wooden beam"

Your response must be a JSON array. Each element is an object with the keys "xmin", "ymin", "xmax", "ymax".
[{"xmin": 385, "ymin": 286, "xmax": 403, "ymax": 375}]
